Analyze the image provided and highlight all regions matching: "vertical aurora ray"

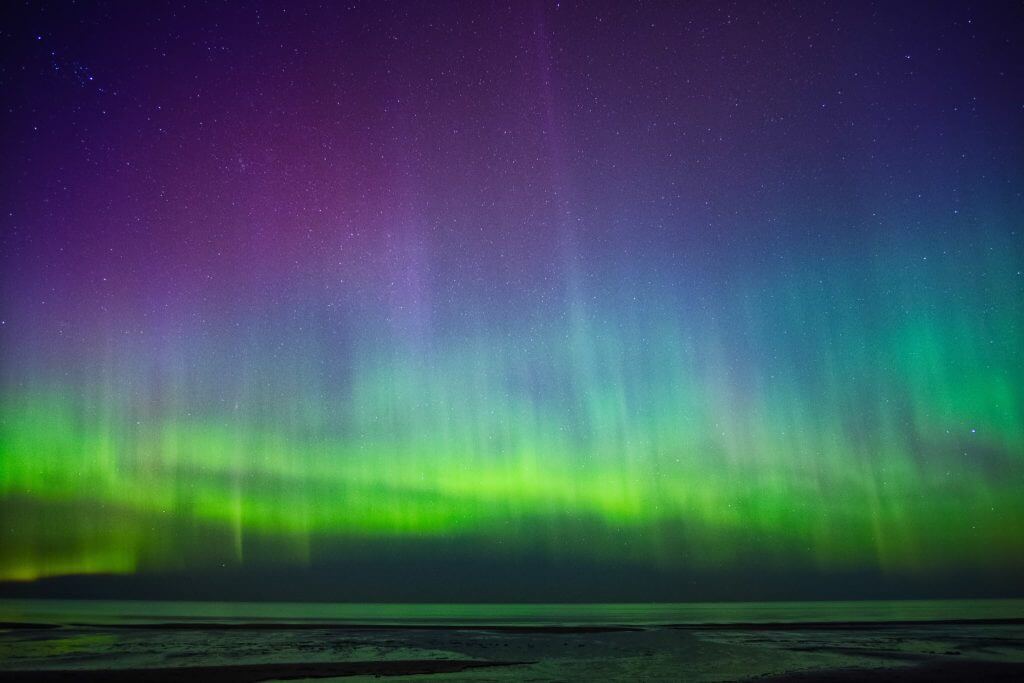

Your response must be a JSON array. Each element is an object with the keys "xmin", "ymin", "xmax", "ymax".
[
  {"xmin": 0, "ymin": 1, "xmax": 1022, "ymax": 593},
  {"xmin": 2, "ymin": 233, "xmax": 1021, "ymax": 581}
]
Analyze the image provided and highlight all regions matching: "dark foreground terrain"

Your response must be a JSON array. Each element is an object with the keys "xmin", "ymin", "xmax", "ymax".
[{"xmin": 2, "ymin": 618, "xmax": 1023, "ymax": 680}]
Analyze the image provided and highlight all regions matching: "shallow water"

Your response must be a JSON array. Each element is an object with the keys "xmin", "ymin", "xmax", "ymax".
[{"xmin": 2, "ymin": 598, "xmax": 1023, "ymax": 627}]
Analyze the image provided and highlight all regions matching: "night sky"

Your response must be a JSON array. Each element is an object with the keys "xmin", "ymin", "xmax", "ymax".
[{"xmin": 1, "ymin": 1, "xmax": 1022, "ymax": 601}]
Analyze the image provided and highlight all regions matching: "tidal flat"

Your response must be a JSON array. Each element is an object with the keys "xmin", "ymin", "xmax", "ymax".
[{"xmin": 1, "ymin": 602, "xmax": 1023, "ymax": 681}]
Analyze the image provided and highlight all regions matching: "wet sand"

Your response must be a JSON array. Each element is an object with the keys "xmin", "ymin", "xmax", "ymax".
[
  {"xmin": 762, "ymin": 660, "xmax": 1024, "ymax": 681},
  {"xmin": 5, "ymin": 659, "xmax": 1024, "ymax": 682},
  {"xmin": 0, "ymin": 659, "xmax": 531, "ymax": 681}
]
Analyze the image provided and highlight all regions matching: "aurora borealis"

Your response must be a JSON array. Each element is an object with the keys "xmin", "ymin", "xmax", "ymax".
[{"xmin": 1, "ymin": 2, "xmax": 1022, "ymax": 599}]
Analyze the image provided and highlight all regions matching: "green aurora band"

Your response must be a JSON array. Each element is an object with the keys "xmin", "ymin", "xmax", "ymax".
[{"xmin": 2, "ymin": 228, "xmax": 1022, "ymax": 584}]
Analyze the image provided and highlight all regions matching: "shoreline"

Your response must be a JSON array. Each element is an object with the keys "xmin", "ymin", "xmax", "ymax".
[{"xmin": 2, "ymin": 617, "xmax": 1022, "ymax": 632}]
